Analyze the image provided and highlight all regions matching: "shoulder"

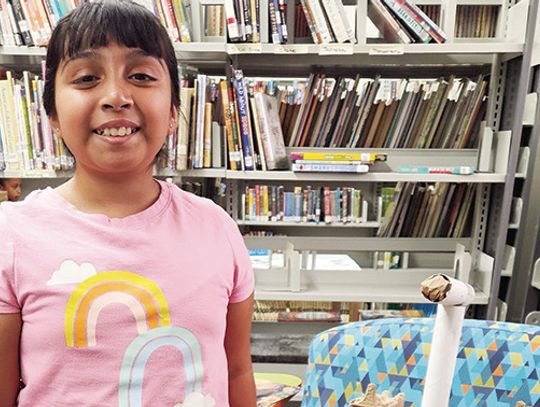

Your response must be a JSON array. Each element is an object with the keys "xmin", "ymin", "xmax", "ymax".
[
  {"xmin": 0, "ymin": 204, "xmax": 16, "ymax": 260},
  {"xmin": 166, "ymin": 182, "xmax": 234, "ymax": 227},
  {"xmin": 0, "ymin": 189, "xmax": 49, "ymax": 216},
  {"xmin": 0, "ymin": 189, "xmax": 54, "ymax": 238}
]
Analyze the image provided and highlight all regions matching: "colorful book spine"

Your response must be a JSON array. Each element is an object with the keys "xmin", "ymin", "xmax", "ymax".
[
  {"xmin": 399, "ymin": 165, "xmax": 475, "ymax": 175},
  {"xmin": 268, "ymin": 0, "xmax": 282, "ymax": 44},
  {"xmin": 401, "ymin": 0, "xmax": 446, "ymax": 43},
  {"xmin": 219, "ymin": 80, "xmax": 240, "ymax": 170},
  {"xmin": 290, "ymin": 151, "xmax": 387, "ymax": 162},
  {"xmin": 234, "ymin": 70, "xmax": 255, "ymax": 170},
  {"xmin": 224, "ymin": 0, "xmax": 240, "ymax": 40},
  {"xmin": 382, "ymin": 0, "xmax": 432, "ymax": 43},
  {"xmin": 292, "ymin": 162, "xmax": 369, "ymax": 173}
]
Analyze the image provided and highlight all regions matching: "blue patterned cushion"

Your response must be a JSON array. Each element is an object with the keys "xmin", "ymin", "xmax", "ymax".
[{"xmin": 302, "ymin": 318, "xmax": 540, "ymax": 407}]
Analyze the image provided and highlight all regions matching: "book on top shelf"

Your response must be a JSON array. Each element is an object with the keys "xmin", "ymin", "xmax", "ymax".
[
  {"xmin": 253, "ymin": 93, "xmax": 288, "ymax": 170},
  {"xmin": 367, "ymin": 0, "xmax": 447, "ymax": 44},
  {"xmin": 368, "ymin": 0, "xmax": 413, "ymax": 44},
  {"xmin": 279, "ymin": 75, "xmax": 487, "ymax": 149}
]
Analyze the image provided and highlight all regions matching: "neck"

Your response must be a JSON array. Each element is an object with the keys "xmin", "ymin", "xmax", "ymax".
[{"xmin": 56, "ymin": 165, "xmax": 161, "ymax": 218}]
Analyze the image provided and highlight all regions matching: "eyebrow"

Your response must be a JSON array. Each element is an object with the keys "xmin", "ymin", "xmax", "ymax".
[{"xmin": 60, "ymin": 48, "xmax": 158, "ymax": 73}]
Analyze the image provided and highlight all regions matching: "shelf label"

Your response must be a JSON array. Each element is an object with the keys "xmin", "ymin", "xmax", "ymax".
[
  {"xmin": 318, "ymin": 43, "xmax": 354, "ymax": 55},
  {"xmin": 227, "ymin": 43, "xmax": 262, "ymax": 54},
  {"xmin": 1, "ymin": 169, "xmax": 59, "ymax": 178},
  {"xmin": 274, "ymin": 44, "xmax": 310, "ymax": 54},
  {"xmin": 368, "ymin": 45, "xmax": 405, "ymax": 55}
]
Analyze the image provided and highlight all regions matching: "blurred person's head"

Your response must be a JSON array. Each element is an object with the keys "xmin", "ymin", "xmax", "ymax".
[{"xmin": 0, "ymin": 178, "xmax": 22, "ymax": 201}]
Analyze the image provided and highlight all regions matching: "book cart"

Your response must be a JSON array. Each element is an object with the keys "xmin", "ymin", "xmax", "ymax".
[{"xmin": 0, "ymin": 0, "xmax": 538, "ymax": 376}]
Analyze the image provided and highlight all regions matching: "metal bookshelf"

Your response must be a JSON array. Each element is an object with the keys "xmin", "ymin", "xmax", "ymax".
[
  {"xmin": 237, "ymin": 220, "xmax": 381, "ymax": 228},
  {"xmin": 476, "ymin": 0, "xmax": 540, "ymax": 320},
  {"xmin": 225, "ymin": 170, "xmax": 505, "ymax": 183},
  {"xmin": 254, "ymin": 278, "xmax": 490, "ymax": 303},
  {"xmin": 505, "ymin": 51, "xmax": 540, "ymax": 322},
  {"xmin": 244, "ymin": 236, "xmax": 471, "ymax": 251},
  {"xmin": 0, "ymin": 0, "xmax": 537, "ymax": 322}
]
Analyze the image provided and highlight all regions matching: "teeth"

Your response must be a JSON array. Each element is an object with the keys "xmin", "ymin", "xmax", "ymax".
[{"xmin": 95, "ymin": 127, "xmax": 138, "ymax": 136}]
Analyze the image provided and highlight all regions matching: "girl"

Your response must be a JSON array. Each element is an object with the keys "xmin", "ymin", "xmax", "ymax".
[{"xmin": 0, "ymin": 1, "xmax": 256, "ymax": 406}]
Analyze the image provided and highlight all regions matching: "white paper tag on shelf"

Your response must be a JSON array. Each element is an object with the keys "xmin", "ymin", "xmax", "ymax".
[
  {"xmin": 227, "ymin": 43, "xmax": 262, "ymax": 54},
  {"xmin": 318, "ymin": 43, "xmax": 354, "ymax": 55},
  {"xmin": 16, "ymin": 169, "xmax": 58, "ymax": 178},
  {"xmin": 368, "ymin": 45, "xmax": 405, "ymax": 55},
  {"xmin": 199, "ymin": 0, "xmax": 225, "ymax": 5},
  {"xmin": 273, "ymin": 44, "xmax": 310, "ymax": 54}
]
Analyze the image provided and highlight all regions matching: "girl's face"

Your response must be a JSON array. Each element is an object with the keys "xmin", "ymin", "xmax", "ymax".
[{"xmin": 50, "ymin": 43, "xmax": 177, "ymax": 177}]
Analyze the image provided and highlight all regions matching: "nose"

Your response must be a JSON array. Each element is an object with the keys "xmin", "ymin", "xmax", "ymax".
[{"xmin": 100, "ymin": 79, "xmax": 133, "ymax": 111}]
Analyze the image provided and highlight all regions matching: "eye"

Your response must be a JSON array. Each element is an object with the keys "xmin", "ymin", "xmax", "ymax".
[
  {"xmin": 73, "ymin": 75, "xmax": 99, "ymax": 84},
  {"xmin": 130, "ymin": 73, "xmax": 156, "ymax": 81}
]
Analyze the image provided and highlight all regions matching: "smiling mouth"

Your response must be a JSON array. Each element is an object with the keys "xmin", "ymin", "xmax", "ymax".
[{"xmin": 93, "ymin": 126, "xmax": 140, "ymax": 136}]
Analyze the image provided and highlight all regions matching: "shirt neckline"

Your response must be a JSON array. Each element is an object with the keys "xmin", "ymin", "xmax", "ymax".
[{"xmin": 41, "ymin": 179, "xmax": 172, "ymax": 228}]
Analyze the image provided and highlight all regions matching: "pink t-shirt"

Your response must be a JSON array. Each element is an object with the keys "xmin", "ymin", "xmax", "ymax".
[{"xmin": 0, "ymin": 180, "xmax": 254, "ymax": 406}]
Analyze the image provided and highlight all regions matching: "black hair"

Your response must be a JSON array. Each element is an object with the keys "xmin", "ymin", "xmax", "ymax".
[{"xmin": 43, "ymin": 0, "xmax": 179, "ymax": 117}]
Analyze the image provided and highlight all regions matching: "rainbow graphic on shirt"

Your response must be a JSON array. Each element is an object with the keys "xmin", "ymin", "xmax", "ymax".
[
  {"xmin": 118, "ymin": 326, "xmax": 205, "ymax": 406},
  {"xmin": 64, "ymin": 271, "xmax": 171, "ymax": 347},
  {"xmin": 62, "ymin": 269, "xmax": 215, "ymax": 405}
]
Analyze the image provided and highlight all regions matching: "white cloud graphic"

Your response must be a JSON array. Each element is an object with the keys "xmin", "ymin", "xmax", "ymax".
[
  {"xmin": 46, "ymin": 260, "xmax": 97, "ymax": 286},
  {"xmin": 174, "ymin": 392, "xmax": 216, "ymax": 407}
]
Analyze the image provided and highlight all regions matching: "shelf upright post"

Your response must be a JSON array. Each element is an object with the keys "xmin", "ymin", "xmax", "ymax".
[
  {"xmin": 471, "ymin": 54, "xmax": 506, "ymax": 284},
  {"xmin": 191, "ymin": 0, "xmax": 203, "ymax": 42},
  {"xmin": 356, "ymin": 0, "xmax": 367, "ymax": 45},
  {"xmin": 486, "ymin": 0, "xmax": 539, "ymax": 319},
  {"xmin": 506, "ymin": 67, "xmax": 540, "ymax": 321},
  {"xmin": 442, "ymin": 0, "xmax": 457, "ymax": 43}
]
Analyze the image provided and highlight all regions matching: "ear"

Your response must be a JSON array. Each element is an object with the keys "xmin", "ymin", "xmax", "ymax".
[
  {"xmin": 48, "ymin": 115, "xmax": 61, "ymax": 138},
  {"xmin": 169, "ymin": 105, "xmax": 178, "ymax": 130}
]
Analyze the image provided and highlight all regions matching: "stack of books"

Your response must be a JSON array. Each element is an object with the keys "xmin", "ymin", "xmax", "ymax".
[
  {"xmin": 0, "ymin": 0, "xmax": 192, "ymax": 46},
  {"xmin": 224, "ymin": 0, "xmax": 261, "ymax": 43},
  {"xmin": 0, "ymin": 70, "xmax": 73, "ymax": 173},
  {"xmin": 279, "ymin": 75, "xmax": 488, "ymax": 150},
  {"xmin": 368, "ymin": 0, "xmax": 447, "ymax": 44},
  {"xmin": 297, "ymin": 0, "xmax": 355, "ymax": 44},
  {"xmin": 377, "ymin": 182, "xmax": 476, "ymax": 238},
  {"xmin": 455, "ymin": 5, "xmax": 499, "ymax": 38},
  {"xmin": 242, "ymin": 184, "xmax": 369, "ymax": 224},
  {"xmin": 290, "ymin": 151, "xmax": 386, "ymax": 173},
  {"xmin": 176, "ymin": 68, "xmax": 288, "ymax": 172}
]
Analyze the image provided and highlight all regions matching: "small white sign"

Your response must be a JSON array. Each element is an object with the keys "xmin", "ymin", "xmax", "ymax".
[
  {"xmin": 318, "ymin": 43, "xmax": 354, "ymax": 55},
  {"xmin": 368, "ymin": 45, "xmax": 405, "ymax": 55},
  {"xmin": 227, "ymin": 43, "xmax": 262, "ymax": 54},
  {"xmin": 273, "ymin": 44, "xmax": 310, "ymax": 54}
]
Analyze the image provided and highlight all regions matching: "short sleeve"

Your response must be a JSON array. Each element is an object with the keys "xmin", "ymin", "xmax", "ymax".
[
  {"xmin": 0, "ymin": 209, "xmax": 20, "ymax": 313},
  {"xmin": 220, "ymin": 209, "xmax": 255, "ymax": 303}
]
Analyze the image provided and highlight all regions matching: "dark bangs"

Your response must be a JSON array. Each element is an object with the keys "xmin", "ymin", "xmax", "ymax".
[{"xmin": 44, "ymin": 0, "xmax": 179, "ymax": 116}]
